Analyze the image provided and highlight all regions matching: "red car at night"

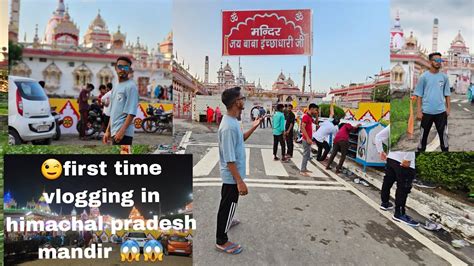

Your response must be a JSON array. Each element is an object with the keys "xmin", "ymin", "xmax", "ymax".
[{"xmin": 163, "ymin": 235, "xmax": 192, "ymax": 256}]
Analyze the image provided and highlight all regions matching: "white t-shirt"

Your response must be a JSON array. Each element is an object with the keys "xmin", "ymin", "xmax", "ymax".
[
  {"xmin": 252, "ymin": 108, "xmax": 260, "ymax": 118},
  {"xmin": 313, "ymin": 120, "xmax": 338, "ymax": 142},
  {"xmin": 102, "ymin": 90, "xmax": 112, "ymax": 116},
  {"xmin": 375, "ymin": 125, "xmax": 415, "ymax": 169}
]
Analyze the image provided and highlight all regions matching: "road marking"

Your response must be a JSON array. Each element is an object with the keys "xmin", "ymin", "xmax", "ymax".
[
  {"xmin": 177, "ymin": 131, "xmax": 192, "ymax": 154},
  {"xmin": 451, "ymin": 99, "xmax": 460, "ymax": 103},
  {"xmin": 261, "ymin": 149, "xmax": 289, "ymax": 177},
  {"xmin": 188, "ymin": 142, "xmax": 273, "ymax": 149},
  {"xmin": 246, "ymin": 148, "xmax": 250, "ymax": 176},
  {"xmin": 193, "ymin": 147, "xmax": 219, "ymax": 176},
  {"xmin": 312, "ymin": 160, "xmax": 467, "ymax": 266},
  {"xmin": 463, "ymin": 107, "xmax": 471, "ymax": 112},
  {"xmin": 259, "ymin": 193, "xmax": 272, "ymax": 202},
  {"xmin": 457, "ymin": 103, "xmax": 462, "ymax": 107},
  {"xmin": 193, "ymin": 177, "xmax": 342, "ymax": 185},
  {"xmin": 461, "ymin": 99, "xmax": 468, "ymax": 104},
  {"xmin": 194, "ymin": 182, "xmax": 350, "ymax": 191},
  {"xmin": 291, "ymin": 150, "xmax": 327, "ymax": 178}
]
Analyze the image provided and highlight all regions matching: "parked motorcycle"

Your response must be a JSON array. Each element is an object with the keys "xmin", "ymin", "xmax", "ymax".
[
  {"xmin": 51, "ymin": 107, "xmax": 63, "ymax": 141},
  {"xmin": 141, "ymin": 104, "xmax": 173, "ymax": 134},
  {"xmin": 76, "ymin": 102, "xmax": 103, "ymax": 139}
]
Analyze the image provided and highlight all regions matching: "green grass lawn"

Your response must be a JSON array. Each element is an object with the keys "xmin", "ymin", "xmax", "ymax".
[
  {"xmin": 0, "ymin": 92, "xmax": 7, "ymax": 115},
  {"xmin": 1, "ymin": 143, "xmax": 153, "ymax": 155},
  {"xmin": 0, "ymin": 129, "xmax": 153, "ymax": 155},
  {"xmin": 390, "ymin": 96, "xmax": 411, "ymax": 147}
]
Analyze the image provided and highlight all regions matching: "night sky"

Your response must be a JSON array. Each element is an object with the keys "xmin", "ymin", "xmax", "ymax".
[{"xmin": 4, "ymin": 155, "xmax": 192, "ymax": 219}]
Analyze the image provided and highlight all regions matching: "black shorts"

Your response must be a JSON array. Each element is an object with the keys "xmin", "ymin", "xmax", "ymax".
[{"xmin": 112, "ymin": 135, "xmax": 133, "ymax": 145}]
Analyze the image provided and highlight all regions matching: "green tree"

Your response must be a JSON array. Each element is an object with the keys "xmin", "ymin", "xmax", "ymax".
[
  {"xmin": 373, "ymin": 84, "xmax": 390, "ymax": 103},
  {"xmin": 8, "ymin": 41, "xmax": 23, "ymax": 67}
]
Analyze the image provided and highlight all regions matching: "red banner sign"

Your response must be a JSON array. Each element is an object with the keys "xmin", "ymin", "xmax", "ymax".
[{"xmin": 222, "ymin": 9, "xmax": 312, "ymax": 56}]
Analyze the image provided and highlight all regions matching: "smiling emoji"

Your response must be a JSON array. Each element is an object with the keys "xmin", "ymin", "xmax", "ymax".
[{"xmin": 41, "ymin": 159, "xmax": 62, "ymax": 180}]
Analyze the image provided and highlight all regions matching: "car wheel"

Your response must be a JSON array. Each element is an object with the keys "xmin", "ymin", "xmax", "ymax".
[{"xmin": 8, "ymin": 129, "xmax": 22, "ymax": 145}]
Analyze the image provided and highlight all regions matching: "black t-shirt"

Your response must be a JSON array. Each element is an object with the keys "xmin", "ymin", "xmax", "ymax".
[{"xmin": 285, "ymin": 111, "xmax": 295, "ymax": 130}]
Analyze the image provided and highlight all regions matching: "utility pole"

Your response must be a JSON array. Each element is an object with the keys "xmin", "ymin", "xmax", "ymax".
[
  {"xmin": 308, "ymin": 56, "xmax": 312, "ymax": 94},
  {"xmin": 302, "ymin": 65, "xmax": 306, "ymax": 93}
]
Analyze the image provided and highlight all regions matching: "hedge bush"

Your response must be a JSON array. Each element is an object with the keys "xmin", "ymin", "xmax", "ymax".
[
  {"xmin": 390, "ymin": 97, "xmax": 411, "ymax": 147},
  {"xmin": 318, "ymin": 104, "xmax": 345, "ymax": 119},
  {"xmin": 416, "ymin": 152, "xmax": 474, "ymax": 195}
]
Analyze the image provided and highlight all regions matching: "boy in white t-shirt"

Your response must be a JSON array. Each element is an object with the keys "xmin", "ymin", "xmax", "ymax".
[
  {"xmin": 375, "ymin": 125, "xmax": 419, "ymax": 227},
  {"xmin": 101, "ymin": 83, "xmax": 113, "ymax": 132}
]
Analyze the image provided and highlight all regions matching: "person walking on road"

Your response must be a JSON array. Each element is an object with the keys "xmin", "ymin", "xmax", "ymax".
[
  {"xmin": 326, "ymin": 122, "xmax": 361, "ymax": 173},
  {"xmin": 207, "ymin": 106, "xmax": 215, "ymax": 124},
  {"xmin": 78, "ymin": 83, "xmax": 94, "ymax": 140},
  {"xmin": 272, "ymin": 104, "xmax": 287, "ymax": 161},
  {"xmin": 375, "ymin": 125, "xmax": 419, "ymax": 227},
  {"xmin": 285, "ymin": 104, "xmax": 296, "ymax": 158},
  {"xmin": 259, "ymin": 106, "xmax": 266, "ymax": 129},
  {"xmin": 216, "ymin": 86, "xmax": 261, "ymax": 254},
  {"xmin": 215, "ymin": 106, "xmax": 222, "ymax": 125},
  {"xmin": 252, "ymin": 107, "xmax": 260, "ymax": 121},
  {"xmin": 313, "ymin": 101, "xmax": 339, "ymax": 161},
  {"xmin": 415, "ymin": 52, "xmax": 450, "ymax": 152},
  {"xmin": 266, "ymin": 109, "xmax": 272, "ymax": 128},
  {"xmin": 103, "ymin": 56, "xmax": 139, "ymax": 145},
  {"xmin": 468, "ymin": 82, "xmax": 474, "ymax": 106},
  {"xmin": 300, "ymin": 103, "xmax": 319, "ymax": 176}
]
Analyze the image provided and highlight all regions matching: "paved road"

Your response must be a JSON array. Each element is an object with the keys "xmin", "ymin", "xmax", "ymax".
[
  {"xmin": 8, "ymin": 243, "xmax": 191, "ymax": 265},
  {"xmin": 51, "ymin": 131, "xmax": 173, "ymax": 146},
  {"xmin": 393, "ymin": 92, "xmax": 474, "ymax": 152},
  {"xmin": 175, "ymin": 118, "xmax": 471, "ymax": 265}
]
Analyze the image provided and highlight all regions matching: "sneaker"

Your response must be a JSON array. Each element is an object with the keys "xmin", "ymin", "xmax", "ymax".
[
  {"xmin": 274, "ymin": 156, "xmax": 280, "ymax": 161},
  {"xmin": 413, "ymin": 179, "xmax": 436, "ymax": 189},
  {"xmin": 380, "ymin": 202, "xmax": 394, "ymax": 211},
  {"xmin": 359, "ymin": 179, "xmax": 370, "ymax": 187},
  {"xmin": 392, "ymin": 214, "xmax": 420, "ymax": 227},
  {"xmin": 423, "ymin": 220, "xmax": 442, "ymax": 231}
]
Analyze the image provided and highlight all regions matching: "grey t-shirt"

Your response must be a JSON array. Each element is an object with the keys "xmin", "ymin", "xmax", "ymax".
[
  {"xmin": 109, "ymin": 79, "xmax": 139, "ymax": 137},
  {"xmin": 414, "ymin": 71, "xmax": 450, "ymax": 115}
]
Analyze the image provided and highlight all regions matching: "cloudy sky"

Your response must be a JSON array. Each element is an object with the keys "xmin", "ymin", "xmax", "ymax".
[
  {"xmin": 17, "ymin": 0, "xmax": 171, "ymax": 50},
  {"xmin": 391, "ymin": 0, "xmax": 473, "ymax": 54},
  {"xmin": 174, "ymin": 0, "xmax": 390, "ymax": 93}
]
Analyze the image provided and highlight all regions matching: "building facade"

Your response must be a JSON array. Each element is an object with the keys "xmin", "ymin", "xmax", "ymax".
[
  {"xmin": 390, "ymin": 13, "xmax": 473, "ymax": 94},
  {"xmin": 328, "ymin": 69, "xmax": 390, "ymax": 107},
  {"xmin": 9, "ymin": 0, "xmax": 172, "ymax": 98}
]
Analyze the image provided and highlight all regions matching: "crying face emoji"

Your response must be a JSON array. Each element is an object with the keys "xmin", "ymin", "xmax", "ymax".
[
  {"xmin": 120, "ymin": 240, "xmax": 140, "ymax": 262},
  {"xmin": 143, "ymin": 240, "xmax": 164, "ymax": 262}
]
